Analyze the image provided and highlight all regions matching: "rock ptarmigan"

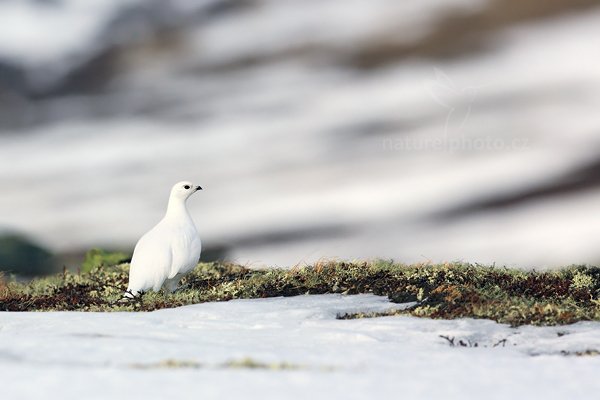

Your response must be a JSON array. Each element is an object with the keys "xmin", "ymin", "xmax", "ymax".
[{"xmin": 125, "ymin": 181, "xmax": 202, "ymax": 297}]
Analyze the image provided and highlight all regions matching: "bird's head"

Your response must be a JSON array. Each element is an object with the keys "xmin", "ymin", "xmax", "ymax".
[{"xmin": 170, "ymin": 181, "xmax": 203, "ymax": 200}]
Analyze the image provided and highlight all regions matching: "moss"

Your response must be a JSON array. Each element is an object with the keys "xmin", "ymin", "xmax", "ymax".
[
  {"xmin": 223, "ymin": 358, "xmax": 303, "ymax": 370},
  {"xmin": 2, "ymin": 259, "xmax": 600, "ymax": 327},
  {"xmin": 560, "ymin": 350, "xmax": 600, "ymax": 357},
  {"xmin": 130, "ymin": 359, "xmax": 203, "ymax": 370},
  {"xmin": 129, "ymin": 357, "xmax": 307, "ymax": 371},
  {"xmin": 571, "ymin": 271, "xmax": 595, "ymax": 291}
]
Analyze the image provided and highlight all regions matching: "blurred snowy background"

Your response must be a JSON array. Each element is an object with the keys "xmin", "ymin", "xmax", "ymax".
[{"xmin": 1, "ymin": 0, "xmax": 599, "ymax": 275}]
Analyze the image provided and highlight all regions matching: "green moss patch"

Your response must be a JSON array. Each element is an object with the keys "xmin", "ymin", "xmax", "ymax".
[{"xmin": 2, "ymin": 260, "xmax": 600, "ymax": 326}]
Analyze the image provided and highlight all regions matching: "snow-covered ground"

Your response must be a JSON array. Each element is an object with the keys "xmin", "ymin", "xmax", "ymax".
[{"xmin": 2, "ymin": 295, "xmax": 600, "ymax": 399}]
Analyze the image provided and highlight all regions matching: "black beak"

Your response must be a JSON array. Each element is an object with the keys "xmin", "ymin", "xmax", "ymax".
[{"xmin": 196, "ymin": 186, "xmax": 203, "ymax": 190}]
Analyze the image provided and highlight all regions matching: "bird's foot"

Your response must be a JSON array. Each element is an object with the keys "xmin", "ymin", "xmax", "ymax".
[
  {"xmin": 172, "ymin": 283, "xmax": 191, "ymax": 293},
  {"xmin": 119, "ymin": 289, "xmax": 143, "ymax": 302}
]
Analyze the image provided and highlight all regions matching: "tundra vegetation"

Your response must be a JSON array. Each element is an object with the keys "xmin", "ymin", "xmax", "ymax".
[{"xmin": 1, "ymin": 251, "xmax": 600, "ymax": 327}]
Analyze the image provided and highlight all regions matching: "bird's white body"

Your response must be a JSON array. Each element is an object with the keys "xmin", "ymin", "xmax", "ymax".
[{"xmin": 126, "ymin": 181, "xmax": 202, "ymax": 297}]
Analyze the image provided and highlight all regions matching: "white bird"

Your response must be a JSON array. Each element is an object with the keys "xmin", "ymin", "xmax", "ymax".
[{"xmin": 125, "ymin": 181, "xmax": 202, "ymax": 297}]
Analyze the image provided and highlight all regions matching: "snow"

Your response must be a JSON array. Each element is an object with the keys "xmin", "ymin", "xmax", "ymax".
[
  {"xmin": 2, "ymin": 294, "xmax": 600, "ymax": 399},
  {"xmin": 0, "ymin": 0, "xmax": 130, "ymax": 65},
  {"xmin": 188, "ymin": 0, "xmax": 489, "ymax": 66},
  {"xmin": 0, "ymin": 0, "xmax": 221, "ymax": 88},
  {"xmin": 1, "ymin": 2, "xmax": 600, "ymax": 268},
  {"xmin": 0, "ymin": 0, "xmax": 487, "ymax": 68},
  {"xmin": 0, "ymin": 0, "xmax": 145, "ymax": 89}
]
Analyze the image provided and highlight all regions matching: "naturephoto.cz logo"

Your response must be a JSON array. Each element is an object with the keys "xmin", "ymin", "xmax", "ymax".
[
  {"xmin": 383, "ymin": 136, "xmax": 531, "ymax": 152},
  {"xmin": 384, "ymin": 68, "xmax": 530, "ymax": 152}
]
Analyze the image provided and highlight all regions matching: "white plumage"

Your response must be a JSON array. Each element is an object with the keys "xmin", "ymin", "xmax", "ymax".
[{"xmin": 125, "ymin": 181, "xmax": 202, "ymax": 297}]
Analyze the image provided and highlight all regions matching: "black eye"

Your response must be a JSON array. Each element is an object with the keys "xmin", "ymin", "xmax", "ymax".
[{"xmin": 184, "ymin": 185, "xmax": 190, "ymax": 189}]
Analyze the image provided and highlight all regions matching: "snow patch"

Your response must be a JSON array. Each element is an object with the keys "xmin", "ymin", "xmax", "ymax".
[{"xmin": 2, "ymin": 295, "xmax": 600, "ymax": 399}]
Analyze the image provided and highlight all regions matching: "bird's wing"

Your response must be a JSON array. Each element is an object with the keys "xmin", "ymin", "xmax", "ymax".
[
  {"xmin": 187, "ymin": 235, "xmax": 202, "ymax": 271},
  {"xmin": 128, "ymin": 228, "xmax": 173, "ymax": 293},
  {"xmin": 168, "ymin": 227, "xmax": 202, "ymax": 278}
]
